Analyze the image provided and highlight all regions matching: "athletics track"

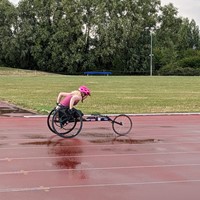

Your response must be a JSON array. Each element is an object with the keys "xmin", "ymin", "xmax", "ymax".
[{"xmin": 0, "ymin": 102, "xmax": 200, "ymax": 200}]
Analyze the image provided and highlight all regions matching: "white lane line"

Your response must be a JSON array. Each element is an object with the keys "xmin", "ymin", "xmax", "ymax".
[
  {"xmin": 1, "ymin": 151, "xmax": 200, "ymax": 161},
  {"xmin": 1, "ymin": 141, "xmax": 200, "ymax": 150},
  {"xmin": 1, "ymin": 179, "xmax": 200, "ymax": 193},
  {"xmin": 1, "ymin": 163, "xmax": 200, "ymax": 175}
]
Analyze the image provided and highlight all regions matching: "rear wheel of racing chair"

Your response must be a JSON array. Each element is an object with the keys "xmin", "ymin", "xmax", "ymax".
[
  {"xmin": 52, "ymin": 107, "xmax": 83, "ymax": 138},
  {"xmin": 47, "ymin": 108, "xmax": 57, "ymax": 133}
]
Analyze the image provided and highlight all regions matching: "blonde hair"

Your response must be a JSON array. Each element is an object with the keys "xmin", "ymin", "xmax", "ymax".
[
  {"xmin": 71, "ymin": 90, "xmax": 85, "ymax": 103},
  {"xmin": 71, "ymin": 90, "xmax": 80, "ymax": 96}
]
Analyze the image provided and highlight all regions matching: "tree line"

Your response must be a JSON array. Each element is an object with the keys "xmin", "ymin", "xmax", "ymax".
[{"xmin": 0, "ymin": 0, "xmax": 200, "ymax": 75}]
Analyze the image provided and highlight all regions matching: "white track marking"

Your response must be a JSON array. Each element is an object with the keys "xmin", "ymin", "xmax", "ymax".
[
  {"xmin": 1, "ymin": 179, "xmax": 200, "ymax": 193},
  {"xmin": 1, "ymin": 163, "xmax": 200, "ymax": 175},
  {"xmin": 1, "ymin": 151, "xmax": 200, "ymax": 161},
  {"xmin": 1, "ymin": 140, "xmax": 200, "ymax": 150}
]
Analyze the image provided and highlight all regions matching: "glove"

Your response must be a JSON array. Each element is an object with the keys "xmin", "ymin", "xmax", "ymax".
[
  {"xmin": 68, "ymin": 108, "xmax": 77, "ymax": 116},
  {"xmin": 56, "ymin": 103, "xmax": 62, "ymax": 110}
]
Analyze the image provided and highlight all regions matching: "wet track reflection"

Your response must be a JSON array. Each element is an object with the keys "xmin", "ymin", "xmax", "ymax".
[
  {"xmin": 47, "ymin": 136, "xmax": 89, "ymax": 180},
  {"xmin": 20, "ymin": 135, "xmax": 89, "ymax": 180},
  {"xmin": 47, "ymin": 137, "xmax": 83, "ymax": 169}
]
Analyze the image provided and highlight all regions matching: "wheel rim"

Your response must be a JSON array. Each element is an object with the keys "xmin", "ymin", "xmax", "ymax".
[
  {"xmin": 52, "ymin": 108, "xmax": 83, "ymax": 138},
  {"xmin": 112, "ymin": 115, "xmax": 132, "ymax": 136}
]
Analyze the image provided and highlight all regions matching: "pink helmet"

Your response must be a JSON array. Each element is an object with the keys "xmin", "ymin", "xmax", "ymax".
[{"xmin": 79, "ymin": 85, "xmax": 91, "ymax": 96}]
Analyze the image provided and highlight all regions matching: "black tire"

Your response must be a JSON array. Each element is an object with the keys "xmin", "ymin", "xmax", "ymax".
[
  {"xmin": 52, "ymin": 108, "xmax": 83, "ymax": 138},
  {"xmin": 47, "ymin": 108, "xmax": 56, "ymax": 133},
  {"xmin": 112, "ymin": 115, "xmax": 132, "ymax": 136}
]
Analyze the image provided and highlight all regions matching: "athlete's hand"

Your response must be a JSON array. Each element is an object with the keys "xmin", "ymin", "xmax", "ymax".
[
  {"xmin": 68, "ymin": 108, "xmax": 75, "ymax": 115},
  {"xmin": 56, "ymin": 103, "xmax": 61, "ymax": 110}
]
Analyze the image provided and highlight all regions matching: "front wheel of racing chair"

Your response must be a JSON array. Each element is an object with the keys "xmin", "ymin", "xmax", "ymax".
[{"xmin": 51, "ymin": 107, "xmax": 83, "ymax": 138}]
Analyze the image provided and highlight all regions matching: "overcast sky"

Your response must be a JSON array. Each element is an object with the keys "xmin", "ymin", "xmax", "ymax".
[
  {"xmin": 161, "ymin": 0, "xmax": 200, "ymax": 26},
  {"xmin": 9, "ymin": 0, "xmax": 200, "ymax": 26}
]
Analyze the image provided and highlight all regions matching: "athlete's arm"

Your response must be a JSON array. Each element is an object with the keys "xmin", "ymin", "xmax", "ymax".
[
  {"xmin": 69, "ymin": 95, "xmax": 82, "ymax": 109},
  {"xmin": 56, "ymin": 92, "xmax": 71, "ymax": 104}
]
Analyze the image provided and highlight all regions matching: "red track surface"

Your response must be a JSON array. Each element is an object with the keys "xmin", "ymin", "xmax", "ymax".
[{"xmin": 0, "ymin": 114, "xmax": 200, "ymax": 200}]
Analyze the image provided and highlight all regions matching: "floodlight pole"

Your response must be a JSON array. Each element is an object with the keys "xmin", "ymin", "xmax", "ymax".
[
  {"xmin": 150, "ymin": 30, "xmax": 153, "ymax": 76},
  {"xmin": 145, "ymin": 27, "xmax": 154, "ymax": 76}
]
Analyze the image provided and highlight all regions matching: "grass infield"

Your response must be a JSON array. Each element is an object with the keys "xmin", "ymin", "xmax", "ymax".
[{"xmin": 0, "ymin": 67, "xmax": 200, "ymax": 114}]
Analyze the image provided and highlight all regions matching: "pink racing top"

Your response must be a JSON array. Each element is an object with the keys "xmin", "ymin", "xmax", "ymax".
[{"xmin": 60, "ymin": 95, "xmax": 79, "ymax": 107}]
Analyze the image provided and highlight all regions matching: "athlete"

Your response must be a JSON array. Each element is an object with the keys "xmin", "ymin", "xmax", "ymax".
[{"xmin": 56, "ymin": 85, "xmax": 91, "ymax": 114}]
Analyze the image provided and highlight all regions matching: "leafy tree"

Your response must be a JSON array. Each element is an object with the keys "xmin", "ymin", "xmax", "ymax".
[
  {"xmin": 90, "ymin": 0, "xmax": 160, "ymax": 74},
  {"xmin": 133, "ymin": 0, "xmax": 160, "ymax": 74},
  {"xmin": 15, "ymin": 0, "xmax": 85, "ymax": 73},
  {"xmin": 177, "ymin": 19, "xmax": 200, "ymax": 53},
  {"xmin": 0, "ymin": 0, "xmax": 200, "ymax": 75},
  {"xmin": 154, "ymin": 3, "xmax": 182, "ymax": 70},
  {"xmin": 0, "ymin": 0, "xmax": 17, "ymax": 65}
]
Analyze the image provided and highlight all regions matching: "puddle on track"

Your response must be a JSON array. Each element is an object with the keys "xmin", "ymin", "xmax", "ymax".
[
  {"xmin": 20, "ymin": 138, "xmax": 85, "ymax": 172},
  {"xmin": 90, "ymin": 138, "xmax": 162, "ymax": 144},
  {"xmin": 0, "ymin": 103, "xmax": 35, "ymax": 117}
]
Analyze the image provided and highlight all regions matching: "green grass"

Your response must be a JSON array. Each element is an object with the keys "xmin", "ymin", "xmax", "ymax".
[{"xmin": 0, "ymin": 66, "xmax": 200, "ymax": 114}]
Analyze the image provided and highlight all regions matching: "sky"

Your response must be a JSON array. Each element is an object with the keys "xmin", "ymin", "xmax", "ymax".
[
  {"xmin": 9, "ymin": 0, "xmax": 200, "ymax": 27},
  {"xmin": 161, "ymin": 0, "xmax": 200, "ymax": 26}
]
